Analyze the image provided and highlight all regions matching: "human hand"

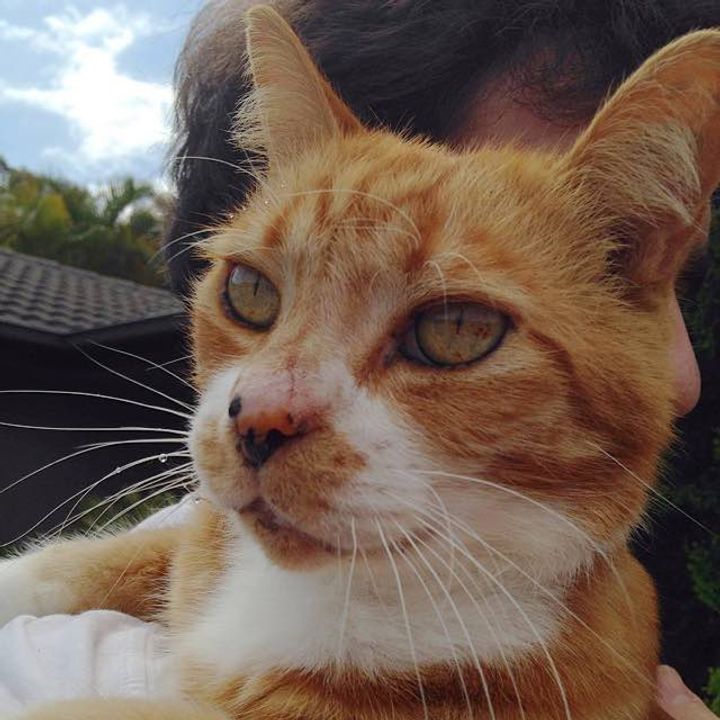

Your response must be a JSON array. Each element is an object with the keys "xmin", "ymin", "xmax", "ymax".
[{"xmin": 657, "ymin": 666, "xmax": 718, "ymax": 720}]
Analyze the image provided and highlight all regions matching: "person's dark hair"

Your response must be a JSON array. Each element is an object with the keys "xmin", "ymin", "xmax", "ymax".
[{"xmin": 166, "ymin": 0, "xmax": 720, "ymax": 294}]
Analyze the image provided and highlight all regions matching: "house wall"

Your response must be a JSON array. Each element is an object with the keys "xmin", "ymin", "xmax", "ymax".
[{"xmin": 0, "ymin": 333, "xmax": 194, "ymax": 547}]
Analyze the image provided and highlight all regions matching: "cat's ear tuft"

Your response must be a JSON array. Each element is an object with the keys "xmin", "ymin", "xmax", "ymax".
[
  {"xmin": 237, "ymin": 5, "xmax": 363, "ymax": 169},
  {"xmin": 563, "ymin": 30, "xmax": 720, "ymax": 293}
]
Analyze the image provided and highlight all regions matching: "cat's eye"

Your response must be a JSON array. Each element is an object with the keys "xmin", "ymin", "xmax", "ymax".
[
  {"xmin": 400, "ymin": 302, "xmax": 508, "ymax": 367},
  {"xmin": 224, "ymin": 264, "xmax": 280, "ymax": 329}
]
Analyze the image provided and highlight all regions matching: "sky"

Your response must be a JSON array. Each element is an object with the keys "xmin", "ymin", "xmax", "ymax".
[{"xmin": 0, "ymin": 1, "xmax": 205, "ymax": 187}]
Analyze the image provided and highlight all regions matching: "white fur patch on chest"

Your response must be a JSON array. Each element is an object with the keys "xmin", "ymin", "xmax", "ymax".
[{"xmin": 174, "ymin": 528, "xmax": 566, "ymax": 681}]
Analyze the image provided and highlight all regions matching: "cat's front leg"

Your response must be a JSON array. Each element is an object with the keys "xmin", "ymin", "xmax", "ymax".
[
  {"xmin": 0, "ymin": 525, "xmax": 184, "ymax": 626},
  {"xmin": 20, "ymin": 698, "xmax": 229, "ymax": 720}
]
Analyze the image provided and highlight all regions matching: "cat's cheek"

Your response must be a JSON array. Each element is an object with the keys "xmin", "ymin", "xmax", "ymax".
[
  {"xmin": 330, "ymin": 388, "xmax": 436, "ymax": 546},
  {"xmin": 189, "ymin": 367, "xmax": 255, "ymax": 511}
]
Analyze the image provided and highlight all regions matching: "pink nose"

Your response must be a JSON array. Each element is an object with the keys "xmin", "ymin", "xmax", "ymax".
[{"xmin": 228, "ymin": 395, "xmax": 301, "ymax": 468}]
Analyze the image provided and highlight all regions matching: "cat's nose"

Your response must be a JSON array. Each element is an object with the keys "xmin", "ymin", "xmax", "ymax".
[{"xmin": 229, "ymin": 395, "xmax": 300, "ymax": 468}]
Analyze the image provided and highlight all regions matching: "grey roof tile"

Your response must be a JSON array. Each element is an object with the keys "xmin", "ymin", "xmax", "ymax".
[{"xmin": 0, "ymin": 247, "xmax": 184, "ymax": 337}]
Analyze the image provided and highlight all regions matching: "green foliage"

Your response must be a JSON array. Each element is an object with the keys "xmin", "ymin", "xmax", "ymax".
[
  {"xmin": 0, "ymin": 156, "xmax": 169, "ymax": 287},
  {"xmin": 706, "ymin": 667, "xmax": 720, "ymax": 714}
]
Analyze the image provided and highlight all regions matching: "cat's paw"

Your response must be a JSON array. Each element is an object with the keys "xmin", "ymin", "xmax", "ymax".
[{"xmin": 0, "ymin": 555, "xmax": 72, "ymax": 626}]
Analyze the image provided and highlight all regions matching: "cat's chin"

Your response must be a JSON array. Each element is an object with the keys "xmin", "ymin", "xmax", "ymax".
[{"xmin": 238, "ymin": 497, "xmax": 340, "ymax": 569}]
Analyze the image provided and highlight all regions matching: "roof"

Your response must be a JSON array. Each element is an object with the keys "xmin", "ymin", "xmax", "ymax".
[{"xmin": 0, "ymin": 247, "xmax": 185, "ymax": 346}]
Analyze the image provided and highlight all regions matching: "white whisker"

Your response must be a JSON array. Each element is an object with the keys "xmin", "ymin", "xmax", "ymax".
[
  {"xmin": 88, "ymin": 342, "xmax": 196, "ymax": 394},
  {"xmin": 414, "ymin": 498, "xmax": 653, "ymax": 690},
  {"xmin": 0, "ymin": 390, "xmax": 191, "ymax": 420},
  {"xmin": 588, "ymin": 442, "xmax": 715, "ymax": 535},
  {"xmin": 375, "ymin": 519, "xmax": 429, "ymax": 720},
  {"xmin": 413, "ymin": 514, "xmax": 572, "ymax": 720},
  {"xmin": 62, "ymin": 460, "xmax": 193, "ymax": 535},
  {"xmin": 93, "ymin": 478, "xmax": 194, "ymax": 534},
  {"xmin": 392, "ymin": 520, "xmax": 484, "ymax": 720},
  {"xmin": 281, "ymin": 188, "xmax": 422, "ymax": 247},
  {"xmin": 408, "ymin": 519, "xmax": 527, "ymax": 720},
  {"xmin": 75, "ymin": 346, "xmax": 194, "ymax": 414},
  {"xmin": 82, "ymin": 474, "xmax": 194, "ymax": 536},
  {"xmin": 415, "ymin": 469, "xmax": 633, "ymax": 613},
  {"xmin": 336, "ymin": 517, "xmax": 357, "ymax": 662},
  {"xmin": 1, "ymin": 453, "xmax": 190, "ymax": 548},
  {"xmin": 0, "ymin": 435, "xmax": 184, "ymax": 498}
]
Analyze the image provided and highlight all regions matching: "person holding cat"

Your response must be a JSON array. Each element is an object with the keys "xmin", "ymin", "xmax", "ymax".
[{"xmin": 0, "ymin": 1, "xmax": 718, "ymax": 719}]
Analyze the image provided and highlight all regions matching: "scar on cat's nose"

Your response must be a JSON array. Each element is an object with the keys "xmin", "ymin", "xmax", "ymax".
[{"xmin": 228, "ymin": 396, "xmax": 242, "ymax": 418}]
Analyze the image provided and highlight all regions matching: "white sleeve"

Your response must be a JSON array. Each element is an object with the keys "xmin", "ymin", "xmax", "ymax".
[
  {"xmin": 0, "ymin": 496, "xmax": 194, "ymax": 714},
  {"xmin": 0, "ymin": 611, "xmax": 167, "ymax": 715}
]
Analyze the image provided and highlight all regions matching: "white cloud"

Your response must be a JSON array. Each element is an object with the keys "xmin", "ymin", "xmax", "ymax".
[{"xmin": 0, "ymin": 6, "xmax": 173, "ymax": 170}]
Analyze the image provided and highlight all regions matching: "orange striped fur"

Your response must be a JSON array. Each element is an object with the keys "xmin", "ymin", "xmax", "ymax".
[{"xmin": 7, "ymin": 6, "xmax": 720, "ymax": 720}]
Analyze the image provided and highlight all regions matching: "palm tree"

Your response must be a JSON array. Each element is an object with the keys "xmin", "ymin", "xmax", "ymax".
[{"xmin": 0, "ymin": 158, "xmax": 168, "ymax": 287}]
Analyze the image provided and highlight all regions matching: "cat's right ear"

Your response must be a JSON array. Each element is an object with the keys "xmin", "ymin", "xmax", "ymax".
[
  {"xmin": 562, "ymin": 30, "xmax": 720, "ymax": 294},
  {"xmin": 238, "ymin": 5, "xmax": 363, "ymax": 169}
]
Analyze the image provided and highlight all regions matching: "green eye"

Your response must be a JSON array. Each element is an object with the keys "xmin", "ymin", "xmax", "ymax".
[
  {"xmin": 224, "ymin": 264, "xmax": 280, "ymax": 329},
  {"xmin": 401, "ymin": 303, "xmax": 508, "ymax": 367}
]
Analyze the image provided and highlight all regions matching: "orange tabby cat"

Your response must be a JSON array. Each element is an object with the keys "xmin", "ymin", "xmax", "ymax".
[{"xmin": 2, "ymin": 6, "xmax": 719, "ymax": 719}]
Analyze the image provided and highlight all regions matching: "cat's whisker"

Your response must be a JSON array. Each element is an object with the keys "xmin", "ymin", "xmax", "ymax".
[
  {"xmin": 0, "ymin": 453, "xmax": 191, "ymax": 548},
  {"xmin": 375, "ymin": 519, "xmax": 429, "ymax": 720},
  {"xmin": 171, "ymin": 154, "xmax": 271, "ymax": 191},
  {"xmin": 164, "ymin": 234, "xmax": 219, "ymax": 267},
  {"xmin": 149, "ymin": 226, "xmax": 214, "ymax": 265},
  {"xmin": 409, "ymin": 513, "xmax": 573, "ymax": 720},
  {"xmin": 334, "ymin": 219, "xmax": 423, "ymax": 246},
  {"xmin": 170, "ymin": 154, "xmax": 282, "ymax": 215},
  {"xmin": 406, "ymin": 518, "xmax": 528, "ymax": 720},
  {"xmin": 432, "ymin": 250, "xmax": 491, "ymax": 287},
  {"xmin": 62, "ymin": 458, "xmax": 193, "ymax": 534},
  {"xmin": 414, "ymin": 469, "xmax": 633, "ymax": 612},
  {"xmin": 0, "ymin": 433, "xmax": 185, "ymax": 498},
  {"xmin": 391, "ymin": 519, "xmax": 491, "ymax": 720},
  {"xmin": 587, "ymin": 441, "xmax": 716, "ymax": 535},
  {"xmin": 357, "ymin": 545, "xmax": 389, "ymax": 616},
  {"xmin": 55, "ymin": 459, "xmax": 193, "ymax": 539},
  {"xmin": 87, "ymin": 342, "xmax": 196, "ymax": 394},
  {"xmin": 381, "ymin": 486, "xmax": 549, "ymax": 719},
  {"xmin": 280, "ymin": 188, "xmax": 422, "ymax": 247},
  {"xmin": 410, "ymin": 498, "xmax": 654, "ymax": 689},
  {"xmin": 373, "ymin": 483, "xmax": 571, "ymax": 719},
  {"xmin": 424, "ymin": 259, "xmax": 450, "ymax": 311},
  {"xmin": 424, "ymin": 483, "xmax": 459, "ymax": 591},
  {"xmin": 79, "ymin": 438, "xmax": 188, "ymax": 451},
  {"xmin": 80, "ymin": 473, "xmax": 195, "ymax": 537},
  {"xmin": 336, "ymin": 516, "xmax": 357, "ymax": 662},
  {"xmin": 155, "ymin": 353, "xmax": 194, "ymax": 369},
  {"xmin": 58, "ymin": 439, "xmax": 190, "ymax": 533},
  {"xmin": 93, "ymin": 477, "xmax": 196, "ymax": 534},
  {"xmin": 75, "ymin": 345, "xmax": 195, "ymax": 414},
  {"xmin": 0, "ymin": 390, "xmax": 191, "ymax": 420},
  {"xmin": 384, "ymin": 485, "xmax": 523, "ymax": 710}
]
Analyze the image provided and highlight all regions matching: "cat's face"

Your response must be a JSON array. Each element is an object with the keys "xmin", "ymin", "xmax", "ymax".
[
  {"xmin": 188, "ymin": 130, "xmax": 672, "ymax": 575},
  {"xmin": 187, "ymin": 9, "xmax": 719, "ymax": 582}
]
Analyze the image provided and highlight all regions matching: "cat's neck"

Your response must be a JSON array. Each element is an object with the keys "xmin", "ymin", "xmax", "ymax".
[{"xmin": 172, "ymin": 522, "xmax": 567, "ymax": 681}]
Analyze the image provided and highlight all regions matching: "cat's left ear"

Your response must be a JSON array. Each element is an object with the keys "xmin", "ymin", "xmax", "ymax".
[
  {"xmin": 240, "ymin": 5, "xmax": 363, "ymax": 169},
  {"xmin": 563, "ymin": 30, "xmax": 720, "ymax": 291}
]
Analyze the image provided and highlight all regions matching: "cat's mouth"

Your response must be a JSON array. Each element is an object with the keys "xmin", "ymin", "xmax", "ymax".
[{"xmin": 238, "ymin": 497, "xmax": 340, "ymax": 557}]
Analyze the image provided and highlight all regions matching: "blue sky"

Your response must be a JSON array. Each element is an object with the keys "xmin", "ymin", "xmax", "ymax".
[{"xmin": 0, "ymin": 1, "xmax": 205, "ymax": 187}]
